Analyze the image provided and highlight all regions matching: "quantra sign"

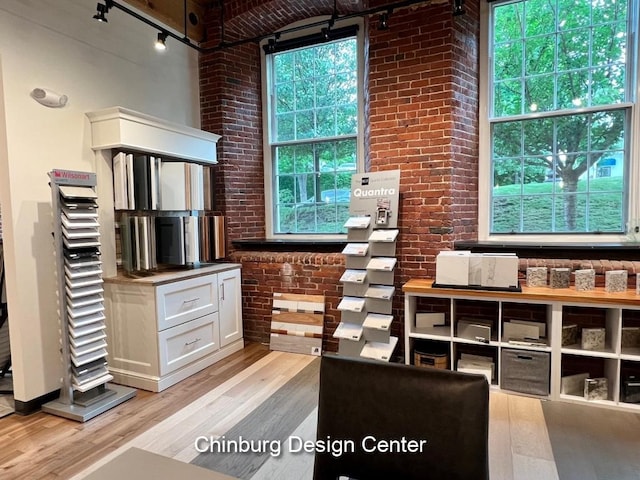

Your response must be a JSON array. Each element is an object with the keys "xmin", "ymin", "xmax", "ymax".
[{"xmin": 352, "ymin": 187, "xmax": 396, "ymax": 198}]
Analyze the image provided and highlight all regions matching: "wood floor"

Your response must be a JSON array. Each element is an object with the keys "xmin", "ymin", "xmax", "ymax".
[{"xmin": 0, "ymin": 342, "xmax": 638, "ymax": 480}]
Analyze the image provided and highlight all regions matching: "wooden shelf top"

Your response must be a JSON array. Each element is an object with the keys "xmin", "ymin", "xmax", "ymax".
[{"xmin": 402, "ymin": 279, "xmax": 640, "ymax": 308}]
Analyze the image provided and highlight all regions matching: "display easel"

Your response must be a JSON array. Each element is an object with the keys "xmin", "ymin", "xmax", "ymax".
[{"xmin": 43, "ymin": 169, "xmax": 135, "ymax": 422}]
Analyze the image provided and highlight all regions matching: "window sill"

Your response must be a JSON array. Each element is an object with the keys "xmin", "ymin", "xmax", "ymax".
[
  {"xmin": 232, "ymin": 238, "xmax": 347, "ymax": 252},
  {"xmin": 454, "ymin": 241, "xmax": 640, "ymax": 261}
]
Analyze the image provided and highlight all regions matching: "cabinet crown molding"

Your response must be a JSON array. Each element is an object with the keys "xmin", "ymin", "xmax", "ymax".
[{"xmin": 86, "ymin": 107, "xmax": 221, "ymax": 164}]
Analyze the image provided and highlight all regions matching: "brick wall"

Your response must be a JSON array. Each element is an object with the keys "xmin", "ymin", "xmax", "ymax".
[{"xmin": 200, "ymin": 0, "xmax": 481, "ymax": 352}]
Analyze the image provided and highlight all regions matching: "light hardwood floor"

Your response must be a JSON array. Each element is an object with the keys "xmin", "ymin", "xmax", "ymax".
[{"xmin": 1, "ymin": 343, "xmax": 638, "ymax": 480}]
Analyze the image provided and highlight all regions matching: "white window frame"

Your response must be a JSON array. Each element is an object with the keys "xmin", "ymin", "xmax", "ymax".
[
  {"xmin": 260, "ymin": 17, "xmax": 365, "ymax": 240},
  {"xmin": 478, "ymin": 0, "xmax": 640, "ymax": 243}
]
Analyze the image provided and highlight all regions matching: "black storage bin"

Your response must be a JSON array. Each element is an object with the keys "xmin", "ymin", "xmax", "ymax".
[{"xmin": 501, "ymin": 349, "xmax": 550, "ymax": 396}]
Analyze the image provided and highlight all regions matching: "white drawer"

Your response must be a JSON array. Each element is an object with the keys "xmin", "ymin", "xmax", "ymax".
[
  {"xmin": 158, "ymin": 312, "xmax": 219, "ymax": 376},
  {"xmin": 156, "ymin": 274, "xmax": 218, "ymax": 330}
]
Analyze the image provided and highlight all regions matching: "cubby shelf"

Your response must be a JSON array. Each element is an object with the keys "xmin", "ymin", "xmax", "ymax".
[{"xmin": 403, "ymin": 279, "xmax": 640, "ymax": 412}]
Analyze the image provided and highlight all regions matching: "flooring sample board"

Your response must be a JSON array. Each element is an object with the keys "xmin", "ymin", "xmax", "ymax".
[
  {"xmin": 360, "ymin": 336, "xmax": 398, "ymax": 362},
  {"xmin": 344, "ymin": 216, "xmax": 371, "ymax": 229},
  {"xmin": 270, "ymin": 293, "xmax": 324, "ymax": 356},
  {"xmin": 333, "ymin": 322, "xmax": 364, "ymax": 341}
]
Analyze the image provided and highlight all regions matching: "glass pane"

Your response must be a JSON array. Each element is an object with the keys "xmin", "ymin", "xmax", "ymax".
[
  {"xmin": 295, "ymin": 111, "xmax": 314, "ymax": 139},
  {"xmin": 522, "ymin": 195, "xmax": 553, "ymax": 232},
  {"xmin": 522, "ymin": 157, "xmax": 549, "ymax": 192},
  {"xmin": 494, "ymin": 79, "xmax": 522, "ymax": 117},
  {"xmin": 294, "ymin": 144, "xmax": 314, "ymax": 174},
  {"xmin": 275, "ymin": 145, "xmax": 295, "ymax": 174},
  {"xmin": 590, "ymin": 110, "xmax": 625, "ymax": 151},
  {"xmin": 558, "ymin": 0, "xmax": 590, "ymax": 30},
  {"xmin": 316, "ymin": 108, "xmax": 335, "ymax": 137},
  {"xmin": 274, "ymin": 53, "xmax": 294, "ymax": 82},
  {"xmin": 493, "ymin": 158, "xmax": 521, "ymax": 189},
  {"xmin": 295, "ymin": 81, "xmax": 314, "ymax": 110},
  {"xmin": 493, "ymin": 3, "xmax": 524, "ymax": 44},
  {"xmin": 336, "ymin": 139, "xmax": 357, "ymax": 171},
  {"xmin": 554, "ymin": 193, "xmax": 587, "ymax": 232},
  {"xmin": 557, "ymin": 70, "xmax": 588, "ymax": 110},
  {"xmin": 523, "ymin": 117, "xmax": 553, "ymax": 156},
  {"xmin": 316, "ymin": 76, "xmax": 336, "ymax": 108},
  {"xmin": 525, "ymin": 36, "xmax": 554, "ymax": 75},
  {"xmin": 276, "ymin": 175, "xmax": 295, "ymax": 204},
  {"xmin": 556, "ymin": 115, "xmax": 589, "ymax": 153},
  {"xmin": 276, "ymin": 113, "xmax": 295, "ymax": 142},
  {"xmin": 525, "ymin": 74, "xmax": 554, "ymax": 113},
  {"xmin": 592, "ymin": 0, "xmax": 627, "ymax": 25},
  {"xmin": 592, "ymin": 23, "xmax": 626, "ymax": 66},
  {"xmin": 276, "ymin": 82, "xmax": 294, "ymax": 114},
  {"xmin": 335, "ymin": 39, "xmax": 357, "ymax": 73},
  {"xmin": 296, "ymin": 206, "xmax": 317, "ymax": 232},
  {"xmin": 557, "ymin": 29, "xmax": 589, "ymax": 71},
  {"xmin": 591, "ymin": 66, "xmax": 626, "ymax": 105},
  {"xmin": 276, "ymin": 204, "xmax": 295, "ymax": 233},
  {"xmin": 315, "ymin": 44, "xmax": 335, "ymax": 76},
  {"xmin": 493, "ymin": 122, "xmax": 523, "ymax": 158},
  {"xmin": 337, "ymin": 72, "xmax": 357, "ymax": 103},
  {"xmin": 524, "ymin": 0, "xmax": 556, "ymax": 36},
  {"xmin": 491, "ymin": 195, "xmax": 522, "ymax": 233},
  {"xmin": 336, "ymin": 104, "xmax": 357, "ymax": 135},
  {"xmin": 294, "ymin": 49, "xmax": 315, "ymax": 81},
  {"xmin": 495, "ymin": 41, "xmax": 522, "ymax": 81},
  {"xmin": 589, "ymin": 193, "xmax": 624, "ymax": 231}
]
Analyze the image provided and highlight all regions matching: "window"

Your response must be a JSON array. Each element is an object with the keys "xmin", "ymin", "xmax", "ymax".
[
  {"xmin": 262, "ymin": 20, "xmax": 363, "ymax": 237},
  {"xmin": 481, "ymin": 0, "xmax": 639, "ymax": 238}
]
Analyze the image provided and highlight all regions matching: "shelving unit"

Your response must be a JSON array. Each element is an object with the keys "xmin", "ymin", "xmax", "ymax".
[
  {"xmin": 403, "ymin": 278, "xmax": 640, "ymax": 412},
  {"xmin": 335, "ymin": 170, "xmax": 401, "ymax": 361},
  {"xmin": 43, "ymin": 169, "xmax": 135, "ymax": 422}
]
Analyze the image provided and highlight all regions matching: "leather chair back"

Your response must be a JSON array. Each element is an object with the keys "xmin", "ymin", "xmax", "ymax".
[{"xmin": 313, "ymin": 354, "xmax": 489, "ymax": 480}]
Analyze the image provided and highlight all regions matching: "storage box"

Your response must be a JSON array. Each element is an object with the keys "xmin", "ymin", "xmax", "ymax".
[
  {"xmin": 584, "ymin": 377, "xmax": 608, "ymax": 401},
  {"xmin": 621, "ymin": 327, "xmax": 640, "ymax": 349},
  {"xmin": 622, "ymin": 376, "xmax": 640, "ymax": 403},
  {"xmin": 562, "ymin": 324, "xmax": 579, "ymax": 346},
  {"xmin": 581, "ymin": 327, "xmax": 605, "ymax": 350},
  {"xmin": 500, "ymin": 349, "xmax": 550, "ymax": 396},
  {"xmin": 414, "ymin": 350, "xmax": 448, "ymax": 369}
]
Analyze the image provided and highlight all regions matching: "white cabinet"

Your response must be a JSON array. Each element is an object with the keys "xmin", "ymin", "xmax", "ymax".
[
  {"xmin": 218, "ymin": 267, "xmax": 242, "ymax": 348},
  {"xmin": 403, "ymin": 279, "xmax": 640, "ymax": 412},
  {"xmin": 104, "ymin": 264, "xmax": 243, "ymax": 392}
]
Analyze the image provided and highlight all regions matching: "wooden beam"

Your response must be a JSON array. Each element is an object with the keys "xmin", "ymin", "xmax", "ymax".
[{"xmin": 122, "ymin": 0, "xmax": 207, "ymax": 43}]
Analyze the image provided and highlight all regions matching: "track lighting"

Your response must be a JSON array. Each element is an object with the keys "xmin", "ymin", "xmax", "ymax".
[
  {"xmin": 378, "ymin": 9, "xmax": 392, "ymax": 31},
  {"xmin": 92, "ymin": 2, "xmax": 109, "ymax": 23},
  {"xmin": 453, "ymin": 0, "xmax": 466, "ymax": 16},
  {"xmin": 155, "ymin": 32, "xmax": 168, "ymax": 51}
]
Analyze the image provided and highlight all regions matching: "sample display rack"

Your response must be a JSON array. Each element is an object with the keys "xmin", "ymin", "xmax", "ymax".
[
  {"xmin": 403, "ymin": 279, "xmax": 640, "ymax": 412},
  {"xmin": 43, "ymin": 169, "xmax": 135, "ymax": 422}
]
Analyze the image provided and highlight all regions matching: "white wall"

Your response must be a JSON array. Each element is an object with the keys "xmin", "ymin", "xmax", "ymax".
[{"xmin": 0, "ymin": 0, "xmax": 200, "ymax": 403}]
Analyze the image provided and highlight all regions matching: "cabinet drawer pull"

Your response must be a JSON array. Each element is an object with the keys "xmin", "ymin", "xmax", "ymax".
[
  {"xmin": 183, "ymin": 297, "xmax": 200, "ymax": 304},
  {"xmin": 185, "ymin": 337, "xmax": 202, "ymax": 346},
  {"xmin": 517, "ymin": 355, "xmax": 533, "ymax": 360}
]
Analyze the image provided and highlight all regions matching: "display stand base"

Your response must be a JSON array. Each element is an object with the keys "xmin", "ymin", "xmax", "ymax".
[
  {"xmin": 431, "ymin": 282, "xmax": 522, "ymax": 293},
  {"xmin": 42, "ymin": 383, "xmax": 136, "ymax": 422}
]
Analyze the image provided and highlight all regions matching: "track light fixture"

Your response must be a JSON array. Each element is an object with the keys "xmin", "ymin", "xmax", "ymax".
[
  {"xmin": 378, "ymin": 9, "xmax": 392, "ymax": 31},
  {"xmin": 453, "ymin": 0, "xmax": 466, "ymax": 16},
  {"xmin": 92, "ymin": 2, "xmax": 109, "ymax": 23},
  {"xmin": 155, "ymin": 32, "xmax": 168, "ymax": 51}
]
